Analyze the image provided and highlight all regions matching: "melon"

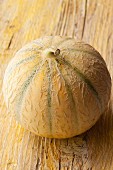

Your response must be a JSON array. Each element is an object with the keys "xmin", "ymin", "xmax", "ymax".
[{"xmin": 2, "ymin": 36, "xmax": 111, "ymax": 138}]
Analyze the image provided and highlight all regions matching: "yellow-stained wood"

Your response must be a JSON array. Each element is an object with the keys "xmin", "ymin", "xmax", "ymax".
[{"xmin": 0, "ymin": 0, "xmax": 113, "ymax": 169}]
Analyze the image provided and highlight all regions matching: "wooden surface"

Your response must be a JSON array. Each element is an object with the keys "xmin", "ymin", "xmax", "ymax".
[{"xmin": 0, "ymin": 0, "xmax": 113, "ymax": 169}]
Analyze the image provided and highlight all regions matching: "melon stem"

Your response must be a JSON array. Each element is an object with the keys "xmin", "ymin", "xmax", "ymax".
[{"xmin": 42, "ymin": 48, "xmax": 60, "ymax": 59}]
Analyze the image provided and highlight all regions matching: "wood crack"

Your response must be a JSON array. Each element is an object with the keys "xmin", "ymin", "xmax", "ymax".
[
  {"xmin": 7, "ymin": 34, "xmax": 14, "ymax": 50},
  {"xmin": 59, "ymin": 157, "xmax": 61, "ymax": 170},
  {"xmin": 71, "ymin": 153, "xmax": 75, "ymax": 170},
  {"xmin": 81, "ymin": 0, "xmax": 87, "ymax": 39},
  {"xmin": 36, "ymin": 157, "xmax": 40, "ymax": 170}
]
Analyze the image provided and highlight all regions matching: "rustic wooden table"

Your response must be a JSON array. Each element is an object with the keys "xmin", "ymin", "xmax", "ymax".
[{"xmin": 0, "ymin": 0, "xmax": 113, "ymax": 169}]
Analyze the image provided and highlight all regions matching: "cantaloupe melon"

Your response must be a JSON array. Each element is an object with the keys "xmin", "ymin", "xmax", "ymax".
[{"xmin": 2, "ymin": 36, "xmax": 111, "ymax": 138}]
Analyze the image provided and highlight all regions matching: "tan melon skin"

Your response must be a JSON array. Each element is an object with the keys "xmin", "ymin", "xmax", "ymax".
[{"xmin": 2, "ymin": 36, "xmax": 111, "ymax": 138}]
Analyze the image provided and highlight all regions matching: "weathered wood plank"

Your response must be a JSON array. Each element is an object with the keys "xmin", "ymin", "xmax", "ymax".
[{"xmin": 0, "ymin": 0, "xmax": 113, "ymax": 169}]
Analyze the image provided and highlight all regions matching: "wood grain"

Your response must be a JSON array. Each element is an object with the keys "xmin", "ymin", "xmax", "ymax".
[{"xmin": 0, "ymin": 0, "xmax": 113, "ymax": 169}]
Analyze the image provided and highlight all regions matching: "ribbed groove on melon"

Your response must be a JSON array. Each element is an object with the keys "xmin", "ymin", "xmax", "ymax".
[
  {"xmin": 55, "ymin": 61, "xmax": 78, "ymax": 132},
  {"xmin": 66, "ymin": 48, "xmax": 105, "ymax": 63},
  {"xmin": 5, "ymin": 54, "xmax": 41, "ymax": 81},
  {"xmin": 59, "ymin": 58, "xmax": 101, "ymax": 105},
  {"xmin": 47, "ymin": 60, "xmax": 52, "ymax": 134},
  {"xmin": 18, "ymin": 46, "xmax": 42, "ymax": 53},
  {"xmin": 16, "ymin": 61, "xmax": 45, "ymax": 122}
]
